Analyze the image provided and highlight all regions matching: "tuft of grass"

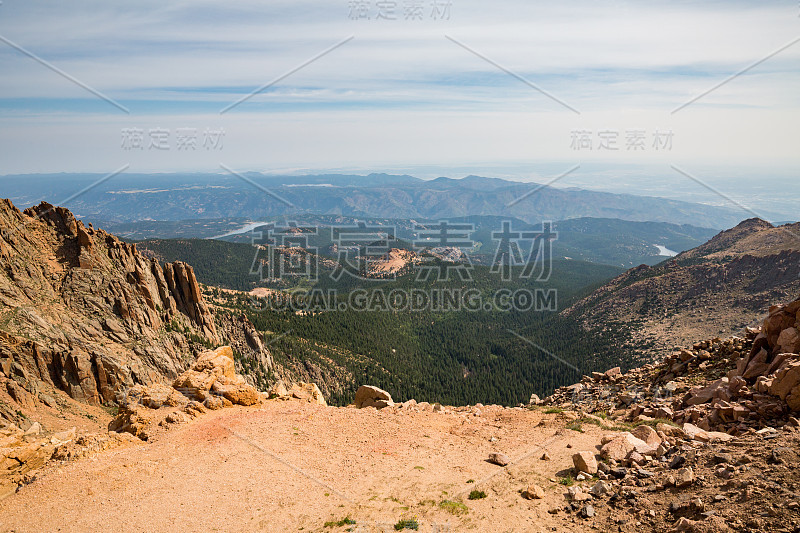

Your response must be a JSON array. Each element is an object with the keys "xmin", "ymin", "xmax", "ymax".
[
  {"xmin": 566, "ymin": 421, "xmax": 584, "ymax": 433},
  {"xmin": 324, "ymin": 517, "xmax": 356, "ymax": 528},
  {"xmin": 558, "ymin": 475, "xmax": 574, "ymax": 486},
  {"xmin": 544, "ymin": 407, "xmax": 563, "ymax": 414},
  {"xmin": 466, "ymin": 479, "xmax": 475, "ymax": 484},
  {"xmin": 439, "ymin": 500, "xmax": 468, "ymax": 515},
  {"xmin": 394, "ymin": 517, "xmax": 419, "ymax": 531},
  {"xmin": 413, "ymin": 466, "xmax": 424, "ymax": 470},
  {"xmin": 468, "ymin": 490, "xmax": 486, "ymax": 500}
]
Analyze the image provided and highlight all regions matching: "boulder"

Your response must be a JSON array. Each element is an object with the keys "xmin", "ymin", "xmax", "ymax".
[
  {"xmin": 267, "ymin": 380, "xmax": 289, "ymax": 399},
  {"xmin": 572, "ymin": 451, "xmax": 598, "ymax": 475},
  {"xmin": 488, "ymin": 452, "xmax": 510, "ymax": 466},
  {"xmin": 108, "ymin": 405, "xmax": 154, "ymax": 441},
  {"xmin": 589, "ymin": 480, "xmax": 613, "ymax": 497},
  {"xmin": 523, "ymin": 484, "xmax": 545, "ymax": 499},
  {"xmin": 600, "ymin": 432, "xmax": 654, "ymax": 461},
  {"xmin": 211, "ymin": 377, "xmax": 261, "ymax": 406},
  {"xmin": 675, "ymin": 467, "xmax": 694, "ymax": 488},
  {"xmin": 777, "ymin": 327, "xmax": 800, "ymax": 354},
  {"xmin": 289, "ymin": 383, "xmax": 326, "ymax": 406},
  {"xmin": 631, "ymin": 425, "xmax": 662, "ymax": 447},
  {"xmin": 354, "ymin": 385, "xmax": 394, "ymax": 409},
  {"xmin": 190, "ymin": 346, "xmax": 235, "ymax": 379},
  {"xmin": 768, "ymin": 358, "xmax": 800, "ymax": 408}
]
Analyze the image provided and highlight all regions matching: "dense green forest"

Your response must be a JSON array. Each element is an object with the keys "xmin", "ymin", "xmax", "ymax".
[
  {"xmin": 138, "ymin": 235, "xmax": 644, "ymax": 406},
  {"xmin": 213, "ymin": 260, "xmax": 633, "ymax": 407}
]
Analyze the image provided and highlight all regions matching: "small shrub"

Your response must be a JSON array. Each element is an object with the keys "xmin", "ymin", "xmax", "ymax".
[
  {"xmin": 324, "ymin": 517, "xmax": 356, "ymax": 528},
  {"xmin": 559, "ymin": 475, "xmax": 574, "ymax": 486},
  {"xmin": 394, "ymin": 517, "xmax": 419, "ymax": 530},
  {"xmin": 439, "ymin": 500, "xmax": 468, "ymax": 515},
  {"xmin": 467, "ymin": 490, "xmax": 486, "ymax": 500}
]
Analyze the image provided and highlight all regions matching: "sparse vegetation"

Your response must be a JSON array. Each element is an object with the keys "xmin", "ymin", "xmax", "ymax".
[
  {"xmin": 468, "ymin": 490, "xmax": 487, "ymax": 500},
  {"xmin": 394, "ymin": 517, "xmax": 419, "ymax": 530},
  {"xmin": 324, "ymin": 516, "xmax": 356, "ymax": 528},
  {"xmin": 438, "ymin": 500, "xmax": 468, "ymax": 515},
  {"xmin": 566, "ymin": 421, "xmax": 584, "ymax": 432},
  {"xmin": 559, "ymin": 475, "xmax": 574, "ymax": 486}
]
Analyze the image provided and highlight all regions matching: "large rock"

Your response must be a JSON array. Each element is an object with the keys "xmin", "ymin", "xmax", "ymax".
[
  {"xmin": 354, "ymin": 385, "xmax": 394, "ymax": 409},
  {"xmin": 211, "ymin": 377, "xmax": 261, "ymax": 406},
  {"xmin": 777, "ymin": 327, "xmax": 800, "ymax": 354},
  {"xmin": 172, "ymin": 347, "xmax": 259, "ymax": 406},
  {"xmin": 572, "ymin": 451, "xmax": 598, "ymax": 475},
  {"xmin": 632, "ymin": 425, "xmax": 662, "ymax": 447},
  {"xmin": 108, "ymin": 405, "xmax": 155, "ymax": 440},
  {"xmin": 768, "ymin": 358, "xmax": 800, "ymax": 410},
  {"xmin": 600, "ymin": 432, "xmax": 655, "ymax": 461},
  {"xmin": 191, "ymin": 346, "xmax": 235, "ymax": 379},
  {"xmin": 289, "ymin": 383, "xmax": 326, "ymax": 405}
]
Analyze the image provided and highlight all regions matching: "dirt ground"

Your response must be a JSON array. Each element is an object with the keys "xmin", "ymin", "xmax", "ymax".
[{"xmin": 0, "ymin": 401, "xmax": 610, "ymax": 533}]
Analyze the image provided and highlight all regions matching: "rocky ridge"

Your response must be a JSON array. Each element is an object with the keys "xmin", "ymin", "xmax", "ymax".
[
  {"xmin": 563, "ymin": 218, "xmax": 800, "ymax": 359},
  {"xmin": 0, "ymin": 199, "xmax": 275, "ymax": 423},
  {"xmin": 538, "ymin": 294, "xmax": 800, "ymax": 532}
]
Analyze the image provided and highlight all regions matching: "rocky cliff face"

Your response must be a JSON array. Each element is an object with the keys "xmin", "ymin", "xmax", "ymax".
[{"xmin": 0, "ymin": 199, "xmax": 257, "ymax": 418}]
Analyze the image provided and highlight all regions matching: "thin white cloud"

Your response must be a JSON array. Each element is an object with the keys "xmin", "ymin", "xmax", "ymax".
[{"xmin": 0, "ymin": 0, "xmax": 797, "ymax": 175}]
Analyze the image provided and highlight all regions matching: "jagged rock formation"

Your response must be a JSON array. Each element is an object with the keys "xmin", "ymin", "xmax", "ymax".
[
  {"xmin": 109, "ymin": 346, "xmax": 262, "ymax": 440},
  {"xmin": 0, "ymin": 199, "xmax": 246, "ymax": 417},
  {"xmin": 563, "ymin": 218, "xmax": 800, "ymax": 359}
]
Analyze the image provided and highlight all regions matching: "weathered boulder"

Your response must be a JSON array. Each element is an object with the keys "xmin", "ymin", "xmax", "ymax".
[
  {"xmin": 212, "ymin": 377, "xmax": 261, "ymax": 406},
  {"xmin": 777, "ymin": 327, "xmax": 800, "ymax": 354},
  {"xmin": 267, "ymin": 380, "xmax": 289, "ymax": 399},
  {"xmin": 172, "ymin": 347, "xmax": 260, "ymax": 406},
  {"xmin": 289, "ymin": 383, "xmax": 326, "ymax": 405},
  {"xmin": 600, "ymin": 432, "xmax": 654, "ymax": 461},
  {"xmin": 108, "ymin": 405, "xmax": 155, "ymax": 440},
  {"xmin": 190, "ymin": 346, "xmax": 235, "ymax": 379},
  {"xmin": 572, "ymin": 451, "xmax": 598, "ymax": 475},
  {"xmin": 354, "ymin": 385, "xmax": 394, "ymax": 409},
  {"xmin": 523, "ymin": 484, "xmax": 545, "ymax": 499},
  {"xmin": 631, "ymin": 424, "xmax": 662, "ymax": 447}
]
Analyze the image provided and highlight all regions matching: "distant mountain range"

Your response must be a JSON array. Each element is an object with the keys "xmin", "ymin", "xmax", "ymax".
[{"xmin": 1, "ymin": 172, "xmax": 751, "ymax": 229}]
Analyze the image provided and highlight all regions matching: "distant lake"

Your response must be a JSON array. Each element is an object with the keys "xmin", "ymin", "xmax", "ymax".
[{"xmin": 654, "ymin": 244, "xmax": 678, "ymax": 257}]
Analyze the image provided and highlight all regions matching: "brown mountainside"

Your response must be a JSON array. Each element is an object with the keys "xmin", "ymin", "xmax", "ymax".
[{"xmin": 563, "ymin": 218, "xmax": 800, "ymax": 358}]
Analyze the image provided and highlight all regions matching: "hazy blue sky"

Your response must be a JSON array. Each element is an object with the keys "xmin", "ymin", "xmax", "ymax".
[{"xmin": 0, "ymin": 0, "xmax": 798, "ymax": 184}]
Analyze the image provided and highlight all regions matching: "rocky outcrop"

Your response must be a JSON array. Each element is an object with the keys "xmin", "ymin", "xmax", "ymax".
[
  {"xmin": 734, "ymin": 296, "xmax": 800, "ymax": 410},
  {"xmin": 0, "ymin": 199, "xmax": 226, "ymax": 416},
  {"xmin": 267, "ymin": 380, "xmax": 326, "ymax": 405},
  {"xmin": 109, "ymin": 346, "xmax": 262, "ymax": 440},
  {"xmin": 354, "ymin": 385, "xmax": 394, "ymax": 409}
]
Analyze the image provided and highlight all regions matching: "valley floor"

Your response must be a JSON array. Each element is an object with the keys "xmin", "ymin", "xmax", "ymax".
[{"xmin": 0, "ymin": 401, "xmax": 608, "ymax": 533}]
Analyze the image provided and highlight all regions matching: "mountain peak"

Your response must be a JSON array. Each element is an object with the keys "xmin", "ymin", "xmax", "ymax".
[{"xmin": 733, "ymin": 217, "xmax": 774, "ymax": 231}]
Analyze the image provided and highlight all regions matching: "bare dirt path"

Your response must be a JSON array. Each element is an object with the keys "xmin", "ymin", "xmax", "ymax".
[{"xmin": 0, "ymin": 402, "xmax": 607, "ymax": 532}]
